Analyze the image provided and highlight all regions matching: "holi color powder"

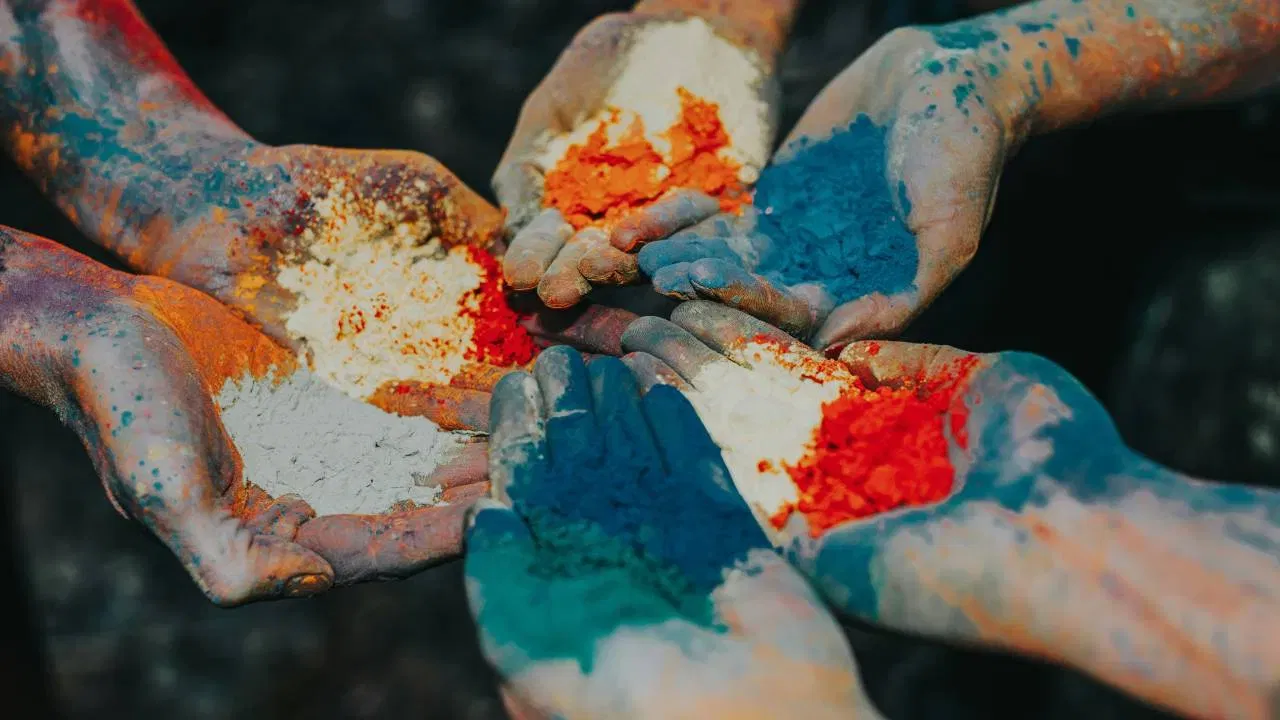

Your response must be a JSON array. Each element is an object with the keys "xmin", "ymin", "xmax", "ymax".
[
  {"xmin": 460, "ymin": 245, "xmax": 538, "ymax": 367},
  {"xmin": 541, "ymin": 89, "xmax": 750, "ymax": 230},
  {"xmin": 771, "ymin": 355, "xmax": 980, "ymax": 536},
  {"xmin": 754, "ymin": 115, "xmax": 919, "ymax": 301},
  {"xmin": 277, "ymin": 197, "xmax": 537, "ymax": 399}
]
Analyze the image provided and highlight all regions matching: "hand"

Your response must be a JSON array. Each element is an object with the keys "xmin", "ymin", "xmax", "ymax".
[
  {"xmin": 0, "ymin": 228, "xmax": 492, "ymax": 604},
  {"xmin": 463, "ymin": 346, "xmax": 880, "ymax": 720},
  {"xmin": 131, "ymin": 143, "xmax": 546, "ymax": 407},
  {"xmin": 639, "ymin": 26, "xmax": 1014, "ymax": 348},
  {"xmin": 620, "ymin": 301, "xmax": 867, "ymax": 540},
  {"xmin": 624, "ymin": 302, "xmax": 1280, "ymax": 720},
  {"xmin": 1, "ymin": 2, "xmax": 547, "ymax": 400},
  {"xmin": 493, "ymin": 7, "xmax": 785, "ymax": 308}
]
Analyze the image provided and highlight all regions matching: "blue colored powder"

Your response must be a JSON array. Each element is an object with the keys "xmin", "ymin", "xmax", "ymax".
[
  {"xmin": 753, "ymin": 115, "xmax": 918, "ymax": 303},
  {"xmin": 470, "ymin": 373, "xmax": 768, "ymax": 675}
]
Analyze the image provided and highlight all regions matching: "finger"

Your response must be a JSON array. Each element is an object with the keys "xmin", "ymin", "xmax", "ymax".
[
  {"xmin": 668, "ymin": 300, "xmax": 807, "ymax": 364},
  {"xmin": 609, "ymin": 190, "xmax": 721, "ymax": 251},
  {"xmin": 637, "ymin": 235, "xmax": 742, "ymax": 277},
  {"xmin": 503, "ymin": 208, "xmax": 573, "ymax": 290},
  {"xmin": 465, "ymin": 497, "xmax": 535, "ymax": 554},
  {"xmin": 588, "ymin": 357, "xmax": 662, "ymax": 468},
  {"xmin": 650, "ymin": 262, "xmax": 698, "ymax": 300},
  {"xmin": 578, "ymin": 243, "xmax": 641, "ymax": 285},
  {"xmin": 489, "ymin": 372, "xmax": 546, "ymax": 502},
  {"xmin": 440, "ymin": 478, "xmax": 493, "ymax": 505},
  {"xmin": 810, "ymin": 292, "xmax": 918, "ymax": 351},
  {"xmin": 414, "ymin": 439, "xmax": 490, "ymax": 490},
  {"xmin": 837, "ymin": 340, "xmax": 979, "ymax": 389},
  {"xmin": 243, "ymin": 493, "xmax": 316, "ymax": 539},
  {"xmin": 294, "ymin": 502, "xmax": 474, "ymax": 585},
  {"xmin": 492, "ymin": 162, "xmax": 547, "ymax": 237},
  {"xmin": 620, "ymin": 352, "xmax": 690, "ymax": 393},
  {"xmin": 365, "ymin": 382, "xmax": 490, "ymax": 431},
  {"xmin": 686, "ymin": 259, "xmax": 819, "ymax": 339},
  {"xmin": 450, "ymin": 363, "xmax": 519, "ymax": 392},
  {"xmin": 68, "ymin": 317, "xmax": 334, "ymax": 606},
  {"xmin": 537, "ymin": 229, "xmax": 598, "ymax": 309},
  {"xmin": 532, "ymin": 346, "xmax": 602, "ymax": 469},
  {"xmin": 619, "ymin": 315, "xmax": 734, "ymax": 385},
  {"xmin": 641, "ymin": 385, "xmax": 746, "ymax": 511},
  {"xmin": 520, "ymin": 303, "xmax": 639, "ymax": 356}
]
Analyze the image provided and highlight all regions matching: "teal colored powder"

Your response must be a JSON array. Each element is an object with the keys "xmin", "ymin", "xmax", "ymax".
[
  {"xmin": 470, "ymin": 370, "xmax": 768, "ymax": 675},
  {"xmin": 753, "ymin": 115, "xmax": 918, "ymax": 303}
]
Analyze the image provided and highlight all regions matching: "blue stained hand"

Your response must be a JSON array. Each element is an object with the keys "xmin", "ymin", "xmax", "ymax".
[{"xmin": 463, "ymin": 346, "xmax": 883, "ymax": 720}]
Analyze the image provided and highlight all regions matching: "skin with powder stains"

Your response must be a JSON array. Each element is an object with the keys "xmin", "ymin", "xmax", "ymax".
[
  {"xmin": 465, "ymin": 347, "xmax": 881, "ymax": 720},
  {"xmin": 624, "ymin": 303, "xmax": 1280, "ymax": 720},
  {"xmin": 493, "ymin": 0, "xmax": 802, "ymax": 307},
  {"xmin": 0, "ymin": 226, "xmax": 491, "ymax": 605},
  {"xmin": 0, "ymin": 0, "xmax": 528, "ymax": 398},
  {"xmin": 639, "ymin": 0, "xmax": 1280, "ymax": 349}
]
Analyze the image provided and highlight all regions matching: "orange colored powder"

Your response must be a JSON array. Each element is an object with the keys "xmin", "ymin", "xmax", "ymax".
[
  {"xmin": 771, "ymin": 355, "xmax": 981, "ymax": 536},
  {"xmin": 542, "ymin": 88, "xmax": 750, "ymax": 229}
]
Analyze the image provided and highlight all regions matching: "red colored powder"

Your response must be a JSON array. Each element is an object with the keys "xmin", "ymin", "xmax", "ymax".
[
  {"xmin": 460, "ymin": 245, "xmax": 538, "ymax": 367},
  {"xmin": 542, "ymin": 88, "xmax": 750, "ymax": 230},
  {"xmin": 770, "ymin": 355, "xmax": 981, "ymax": 536}
]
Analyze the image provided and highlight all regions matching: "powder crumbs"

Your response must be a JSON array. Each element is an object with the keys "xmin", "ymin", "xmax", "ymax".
[
  {"xmin": 459, "ymin": 244, "xmax": 538, "ymax": 367},
  {"xmin": 276, "ymin": 183, "xmax": 535, "ymax": 399},
  {"xmin": 770, "ymin": 354, "xmax": 981, "ymax": 536},
  {"xmin": 541, "ymin": 89, "xmax": 751, "ymax": 230}
]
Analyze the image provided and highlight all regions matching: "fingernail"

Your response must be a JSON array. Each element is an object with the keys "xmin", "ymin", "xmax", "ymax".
[{"xmin": 285, "ymin": 573, "xmax": 330, "ymax": 597}]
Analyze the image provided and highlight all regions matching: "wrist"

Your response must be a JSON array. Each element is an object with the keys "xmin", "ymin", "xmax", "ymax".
[{"xmin": 630, "ymin": 0, "xmax": 802, "ymax": 59}]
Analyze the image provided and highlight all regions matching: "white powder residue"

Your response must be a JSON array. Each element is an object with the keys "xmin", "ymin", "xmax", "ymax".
[
  {"xmin": 216, "ymin": 367, "xmax": 468, "ymax": 516},
  {"xmin": 275, "ymin": 181, "xmax": 484, "ymax": 398},
  {"xmin": 681, "ymin": 342, "xmax": 856, "ymax": 531},
  {"xmin": 536, "ymin": 17, "xmax": 769, "ymax": 182}
]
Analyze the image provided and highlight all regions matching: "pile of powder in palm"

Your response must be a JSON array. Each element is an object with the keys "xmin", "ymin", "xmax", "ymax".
[
  {"xmin": 677, "ymin": 338, "xmax": 858, "ymax": 532},
  {"xmin": 536, "ymin": 17, "xmax": 771, "ymax": 228},
  {"xmin": 771, "ymin": 353, "xmax": 981, "ymax": 536},
  {"xmin": 541, "ymin": 90, "xmax": 751, "ymax": 230},
  {"xmin": 215, "ymin": 366, "xmax": 470, "ymax": 516},
  {"xmin": 753, "ymin": 114, "xmax": 918, "ymax": 299},
  {"xmin": 507, "ymin": 390, "xmax": 765, "ymax": 623},
  {"xmin": 275, "ymin": 181, "xmax": 535, "ymax": 400}
]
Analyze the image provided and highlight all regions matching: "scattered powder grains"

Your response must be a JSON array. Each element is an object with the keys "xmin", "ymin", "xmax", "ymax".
[
  {"xmin": 537, "ymin": 17, "xmax": 771, "ymax": 228},
  {"xmin": 276, "ymin": 182, "xmax": 535, "ymax": 400},
  {"xmin": 770, "ymin": 355, "xmax": 981, "ymax": 536}
]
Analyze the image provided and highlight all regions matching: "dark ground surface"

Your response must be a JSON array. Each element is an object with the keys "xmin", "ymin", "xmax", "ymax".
[{"xmin": 1, "ymin": 1, "xmax": 1278, "ymax": 718}]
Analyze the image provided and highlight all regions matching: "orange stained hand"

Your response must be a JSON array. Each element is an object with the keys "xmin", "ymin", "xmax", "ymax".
[{"xmin": 0, "ymin": 226, "xmax": 494, "ymax": 604}]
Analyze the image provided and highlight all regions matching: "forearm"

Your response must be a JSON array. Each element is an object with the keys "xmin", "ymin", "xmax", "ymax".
[
  {"xmin": 0, "ymin": 1, "xmax": 258, "ymax": 260},
  {"xmin": 930, "ymin": 0, "xmax": 1280, "ymax": 139},
  {"xmin": 883, "ymin": 461, "xmax": 1280, "ymax": 719},
  {"xmin": 631, "ymin": 0, "xmax": 804, "ymax": 57}
]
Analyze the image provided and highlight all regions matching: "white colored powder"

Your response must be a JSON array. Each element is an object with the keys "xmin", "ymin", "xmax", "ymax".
[
  {"xmin": 215, "ymin": 367, "xmax": 469, "ymax": 516},
  {"xmin": 536, "ymin": 17, "xmax": 770, "ymax": 182},
  {"xmin": 680, "ymin": 341, "xmax": 856, "ymax": 531},
  {"xmin": 275, "ymin": 180, "xmax": 485, "ymax": 399}
]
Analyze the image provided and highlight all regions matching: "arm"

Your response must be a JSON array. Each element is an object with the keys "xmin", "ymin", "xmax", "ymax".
[
  {"xmin": 933, "ymin": 0, "xmax": 1280, "ymax": 138},
  {"xmin": 816, "ymin": 344, "xmax": 1280, "ymax": 720},
  {"xmin": 0, "ymin": 0, "xmax": 262, "ymax": 267},
  {"xmin": 630, "ymin": 0, "xmax": 804, "ymax": 56}
]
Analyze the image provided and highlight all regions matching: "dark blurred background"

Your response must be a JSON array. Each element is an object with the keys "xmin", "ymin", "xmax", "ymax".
[{"xmin": 1, "ymin": 1, "xmax": 1277, "ymax": 718}]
